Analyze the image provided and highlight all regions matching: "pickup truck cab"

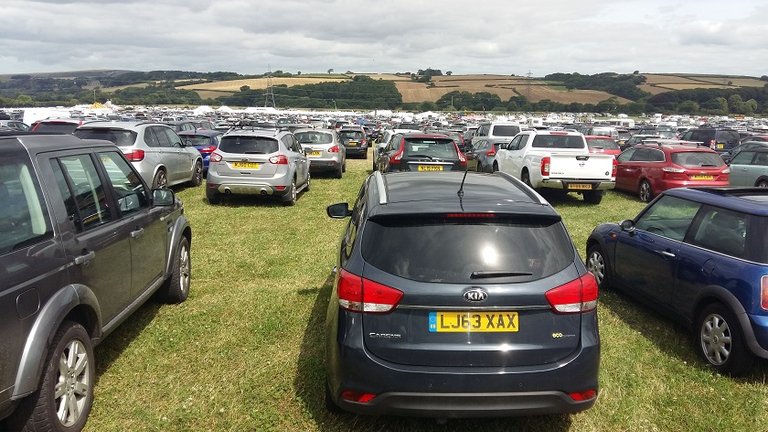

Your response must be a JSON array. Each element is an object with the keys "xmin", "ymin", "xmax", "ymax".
[
  {"xmin": 0, "ymin": 134, "xmax": 192, "ymax": 431},
  {"xmin": 495, "ymin": 130, "xmax": 616, "ymax": 204}
]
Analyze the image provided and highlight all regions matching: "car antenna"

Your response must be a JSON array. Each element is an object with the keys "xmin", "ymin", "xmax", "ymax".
[{"xmin": 457, "ymin": 160, "xmax": 469, "ymax": 211}]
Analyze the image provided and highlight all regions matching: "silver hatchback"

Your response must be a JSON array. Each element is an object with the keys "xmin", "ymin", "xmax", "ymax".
[
  {"xmin": 206, "ymin": 129, "xmax": 310, "ymax": 205},
  {"xmin": 294, "ymin": 128, "xmax": 346, "ymax": 178},
  {"xmin": 74, "ymin": 121, "xmax": 204, "ymax": 188}
]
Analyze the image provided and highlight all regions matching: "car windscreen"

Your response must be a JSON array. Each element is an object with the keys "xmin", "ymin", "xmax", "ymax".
[
  {"xmin": 586, "ymin": 138, "xmax": 620, "ymax": 150},
  {"xmin": 218, "ymin": 136, "xmax": 278, "ymax": 154},
  {"xmin": 181, "ymin": 136, "xmax": 214, "ymax": 146},
  {"xmin": 491, "ymin": 125, "xmax": 520, "ymax": 136},
  {"xmin": 295, "ymin": 131, "xmax": 333, "ymax": 144},
  {"xmin": 362, "ymin": 216, "xmax": 574, "ymax": 284},
  {"xmin": 671, "ymin": 152, "xmax": 724, "ymax": 167},
  {"xmin": 532, "ymin": 135, "xmax": 585, "ymax": 149},
  {"xmin": 74, "ymin": 128, "xmax": 137, "ymax": 146},
  {"xmin": 403, "ymin": 138, "xmax": 457, "ymax": 159},
  {"xmin": 35, "ymin": 122, "xmax": 79, "ymax": 134}
]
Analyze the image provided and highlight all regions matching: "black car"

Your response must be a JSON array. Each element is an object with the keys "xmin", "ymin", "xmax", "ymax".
[
  {"xmin": 0, "ymin": 134, "xmax": 192, "ymax": 431},
  {"xmin": 338, "ymin": 127, "xmax": 369, "ymax": 158},
  {"xmin": 324, "ymin": 171, "xmax": 600, "ymax": 418},
  {"xmin": 680, "ymin": 127, "xmax": 741, "ymax": 154},
  {"xmin": 376, "ymin": 133, "xmax": 467, "ymax": 173}
]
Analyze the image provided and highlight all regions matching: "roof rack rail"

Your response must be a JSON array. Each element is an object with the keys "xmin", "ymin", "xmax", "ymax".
[{"xmin": 373, "ymin": 171, "xmax": 388, "ymax": 205}]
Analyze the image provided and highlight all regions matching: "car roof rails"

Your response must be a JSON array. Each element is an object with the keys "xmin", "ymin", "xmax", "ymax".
[{"xmin": 373, "ymin": 171, "xmax": 388, "ymax": 205}]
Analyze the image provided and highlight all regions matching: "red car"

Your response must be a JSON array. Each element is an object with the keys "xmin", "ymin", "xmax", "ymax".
[
  {"xmin": 584, "ymin": 135, "xmax": 621, "ymax": 157},
  {"xmin": 615, "ymin": 142, "xmax": 729, "ymax": 202}
]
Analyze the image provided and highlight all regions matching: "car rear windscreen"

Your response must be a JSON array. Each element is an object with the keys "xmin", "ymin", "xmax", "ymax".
[
  {"xmin": 218, "ymin": 136, "xmax": 278, "ymax": 154},
  {"xmin": 362, "ymin": 217, "xmax": 574, "ymax": 283},
  {"xmin": 532, "ymin": 135, "xmax": 585, "ymax": 149},
  {"xmin": 671, "ymin": 152, "xmax": 724, "ymax": 167},
  {"xmin": 74, "ymin": 128, "xmax": 137, "ymax": 146},
  {"xmin": 586, "ymin": 138, "xmax": 620, "ymax": 150},
  {"xmin": 491, "ymin": 125, "xmax": 520, "ymax": 136},
  {"xmin": 35, "ymin": 122, "xmax": 79, "ymax": 134},
  {"xmin": 339, "ymin": 131, "xmax": 363, "ymax": 140},
  {"xmin": 403, "ymin": 138, "xmax": 457, "ymax": 159},
  {"xmin": 295, "ymin": 131, "xmax": 333, "ymax": 144},
  {"xmin": 181, "ymin": 136, "xmax": 214, "ymax": 146}
]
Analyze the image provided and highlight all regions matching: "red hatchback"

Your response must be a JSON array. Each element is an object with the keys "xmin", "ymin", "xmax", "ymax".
[
  {"xmin": 585, "ymin": 135, "xmax": 621, "ymax": 157},
  {"xmin": 615, "ymin": 142, "xmax": 729, "ymax": 202}
]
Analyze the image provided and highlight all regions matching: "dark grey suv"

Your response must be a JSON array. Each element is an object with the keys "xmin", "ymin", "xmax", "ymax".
[
  {"xmin": 324, "ymin": 171, "xmax": 600, "ymax": 418},
  {"xmin": 0, "ymin": 134, "xmax": 192, "ymax": 431}
]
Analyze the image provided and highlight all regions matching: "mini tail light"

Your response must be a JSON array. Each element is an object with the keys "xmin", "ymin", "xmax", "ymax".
[
  {"xmin": 761, "ymin": 276, "xmax": 768, "ymax": 310},
  {"xmin": 269, "ymin": 154, "xmax": 289, "ymax": 165},
  {"xmin": 328, "ymin": 145, "xmax": 340, "ymax": 153},
  {"xmin": 337, "ymin": 269, "xmax": 403, "ymax": 313},
  {"xmin": 486, "ymin": 146, "xmax": 496, "ymax": 157},
  {"xmin": 340, "ymin": 390, "xmax": 377, "ymax": 404},
  {"xmin": 545, "ymin": 273, "xmax": 599, "ymax": 314},
  {"xmin": 455, "ymin": 143, "xmax": 467, "ymax": 166},
  {"xmin": 568, "ymin": 389, "xmax": 597, "ymax": 401},
  {"xmin": 201, "ymin": 145, "xmax": 216, "ymax": 153},
  {"xmin": 124, "ymin": 149, "xmax": 145, "ymax": 162},
  {"xmin": 611, "ymin": 158, "xmax": 617, "ymax": 177},
  {"xmin": 209, "ymin": 152, "xmax": 223, "ymax": 162},
  {"xmin": 541, "ymin": 156, "xmax": 551, "ymax": 176}
]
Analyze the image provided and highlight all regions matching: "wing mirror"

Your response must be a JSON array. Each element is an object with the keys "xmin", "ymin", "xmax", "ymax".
[
  {"xmin": 152, "ymin": 188, "xmax": 176, "ymax": 206},
  {"xmin": 327, "ymin": 202, "xmax": 352, "ymax": 218},
  {"xmin": 620, "ymin": 219, "xmax": 635, "ymax": 233}
]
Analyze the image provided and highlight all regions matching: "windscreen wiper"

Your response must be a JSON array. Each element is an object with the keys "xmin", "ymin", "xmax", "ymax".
[
  {"xmin": 409, "ymin": 154, "xmax": 434, "ymax": 160},
  {"xmin": 470, "ymin": 271, "xmax": 534, "ymax": 279}
]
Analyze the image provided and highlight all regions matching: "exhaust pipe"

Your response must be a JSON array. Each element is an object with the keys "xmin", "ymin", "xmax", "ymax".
[{"xmin": 224, "ymin": 188, "xmax": 231, "ymax": 194}]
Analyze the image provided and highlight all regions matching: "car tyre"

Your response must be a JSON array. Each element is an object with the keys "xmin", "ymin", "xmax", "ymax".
[
  {"xmin": 190, "ymin": 160, "xmax": 203, "ymax": 186},
  {"xmin": 305, "ymin": 172, "xmax": 311, "ymax": 191},
  {"xmin": 492, "ymin": 162, "xmax": 499, "ymax": 173},
  {"xmin": 342, "ymin": 162, "xmax": 346, "ymax": 173},
  {"xmin": 282, "ymin": 178, "xmax": 297, "ymax": 206},
  {"xmin": 587, "ymin": 244, "xmax": 612, "ymax": 290},
  {"xmin": 583, "ymin": 190, "xmax": 604, "ymax": 204},
  {"xmin": 521, "ymin": 169, "xmax": 532, "ymax": 187},
  {"xmin": 639, "ymin": 180, "xmax": 653, "ymax": 202},
  {"xmin": 6, "ymin": 321, "xmax": 94, "ymax": 432},
  {"xmin": 696, "ymin": 303, "xmax": 754, "ymax": 376},
  {"xmin": 152, "ymin": 169, "xmax": 168, "ymax": 189},
  {"xmin": 756, "ymin": 179, "xmax": 768, "ymax": 188},
  {"xmin": 206, "ymin": 187, "xmax": 222, "ymax": 205},
  {"xmin": 337, "ymin": 164, "xmax": 344, "ymax": 179},
  {"xmin": 162, "ymin": 236, "xmax": 191, "ymax": 304}
]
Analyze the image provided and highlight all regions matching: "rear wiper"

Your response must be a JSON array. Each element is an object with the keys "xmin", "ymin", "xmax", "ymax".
[
  {"xmin": 470, "ymin": 271, "xmax": 533, "ymax": 279},
  {"xmin": 408, "ymin": 154, "xmax": 434, "ymax": 160}
]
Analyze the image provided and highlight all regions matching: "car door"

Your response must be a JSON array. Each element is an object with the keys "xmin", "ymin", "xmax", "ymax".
[
  {"xmin": 728, "ymin": 151, "xmax": 756, "ymax": 186},
  {"xmin": 613, "ymin": 195, "xmax": 701, "ymax": 306},
  {"xmin": 161, "ymin": 127, "xmax": 193, "ymax": 184},
  {"xmin": 615, "ymin": 148, "xmax": 636, "ymax": 191},
  {"xmin": 97, "ymin": 151, "xmax": 167, "ymax": 297},
  {"xmin": 47, "ymin": 151, "xmax": 133, "ymax": 322},
  {"xmin": 505, "ymin": 134, "xmax": 526, "ymax": 174}
]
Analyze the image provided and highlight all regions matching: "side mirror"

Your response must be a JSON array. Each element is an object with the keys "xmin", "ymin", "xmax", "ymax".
[
  {"xmin": 152, "ymin": 188, "xmax": 176, "ymax": 206},
  {"xmin": 620, "ymin": 219, "xmax": 635, "ymax": 232},
  {"xmin": 327, "ymin": 202, "xmax": 352, "ymax": 219}
]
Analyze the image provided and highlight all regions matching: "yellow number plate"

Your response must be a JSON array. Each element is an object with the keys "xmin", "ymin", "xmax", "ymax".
[
  {"xmin": 691, "ymin": 175, "xmax": 714, "ymax": 180},
  {"xmin": 428, "ymin": 311, "xmax": 519, "ymax": 333},
  {"xmin": 716, "ymin": 143, "xmax": 725, "ymax": 149},
  {"xmin": 418, "ymin": 165, "xmax": 444, "ymax": 172},
  {"xmin": 568, "ymin": 183, "xmax": 593, "ymax": 190},
  {"xmin": 232, "ymin": 162, "xmax": 260, "ymax": 169},
  {"xmin": 309, "ymin": 151, "xmax": 322, "ymax": 157},
  {"xmin": 346, "ymin": 141, "xmax": 358, "ymax": 147}
]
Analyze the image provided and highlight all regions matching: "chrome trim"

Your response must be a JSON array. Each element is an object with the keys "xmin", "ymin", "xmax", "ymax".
[
  {"xmin": 397, "ymin": 304, "xmax": 549, "ymax": 311},
  {"xmin": 374, "ymin": 171, "xmax": 388, "ymax": 205}
]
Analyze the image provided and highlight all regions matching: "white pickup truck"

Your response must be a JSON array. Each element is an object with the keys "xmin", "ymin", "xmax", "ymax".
[{"xmin": 495, "ymin": 130, "xmax": 616, "ymax": 204}]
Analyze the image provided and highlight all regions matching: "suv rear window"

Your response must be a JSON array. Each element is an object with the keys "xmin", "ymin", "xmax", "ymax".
[
  {"xmin": 361, "ymin": 216, "xmax": 574, "ymax": 283},
  {"xmin": 586, "ymin": 138, "xmax": 619, "ymax": 150},
  {"xmin": 404, "ymin": 138, "xmax": 457, "ymax": 159},
  {"xmin": 491, "ymin": 125, "xmax": 520, "ymax": 137},
  {"xmin": 671, "ymin": 152, "xmax": 724, "ymax": 167},
  {"xmin": 295, "ymin": 131, "xmax": 333, "ymax": 144},
  {"xmin": 218, "ymin": 136, "xmax": 278, "ymax": 154},
  {"xmin": 35, "ymin": 122, "xmax": 79, "ymax": 134},
  {"xmin": 74, "ymin": 128, "xmax": 137, "ymax": 146},
  {"xmin": 532, "ymin": 135, "xmax": 585, "ymax": 149},
  {"xmin": 339, "ymin": 131, "xmax": 364, "ymax": 140}
]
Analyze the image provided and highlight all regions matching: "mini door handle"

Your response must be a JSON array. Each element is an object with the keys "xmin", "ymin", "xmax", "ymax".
[
  {"xmin": 131, "ymin": 228, "xmax": 145, "ymax": 239},
  {"xmin": 659, "ymin": 250, "xmax": 676, "ymax": 258},
  {"xmin": 74, "ymin": 251, "xmax": 95, "ymax": 265}
]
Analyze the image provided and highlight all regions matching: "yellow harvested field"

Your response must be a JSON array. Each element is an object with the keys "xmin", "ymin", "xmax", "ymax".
[
  {"xmin": 101, "ymin": 83, "xmax": 149, "ymax": 92},
  {"xmin": 638, "ymin": 84, "xmax": 672, "ymax": 95},
  {"xmin": 651, "ymin": 83, "xmax": 734, "ymax": 90},
  {"xmin": 193, "ymin": 90, "xmax": 236, "ymax": 99},
  {"xmin": 178, "ymin": 77, "xmax": 348, "ymax": 92},
  {"xmin": 643, "ymin": 74, "xmax": 704, "ymax": 85},
  {"xmin": 688, "ymin": 77, "xmax": 766, "ymax": 87}
]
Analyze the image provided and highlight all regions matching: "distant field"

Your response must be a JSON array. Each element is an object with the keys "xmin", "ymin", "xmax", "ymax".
[
  {"xmin": 101, "ymin": 83, "xmax": 150, "ymax": 92},
  {"xmin": 178, "ymin": 77, "xmax": 349, "ymax": 92},
  {"xmin": 641, "ymin": 74, "xmax": 766, "ymax": 94}
]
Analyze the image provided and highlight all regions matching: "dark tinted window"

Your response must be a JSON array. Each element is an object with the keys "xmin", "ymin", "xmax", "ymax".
[
  {"xmin": 35, "ymin": 122, "xmax": 79, "ymax": 134},
  {"xmin": 51, "ymin": 154, "xmax": 112, "ymax": 231},
  {"xmin": 532, "ymin": 135, "xmax": 584, "ymax": 149},
  {"xmin": 0, "ymin": 155, "xmax": 53, "ymax": 254},
  {"xmin": 74, "ymin": 128, "xmax": 137, "ymax": 146},
  {"xmin": 491, "ymin": 125, "xmax": 520, "ymax": 136},
  {"xmin": 218, "ymin": 136, "xmax": 278, "ymax": 154},
  {"xmin": 403, "ymin": 138, "xmax": 458, "ymax": 159},
  {"xmin": 671, "ymin": 152, "xmax": 724, "ymax": 167},
  {"xmin": 181, "ymin": 135, "xmax": 215, "ymax": 146},
  {"xmin": 362, "ymin": 216, "xmax": 574, "ymax": 283},
  {"xmin": 716, "ymin": 131, "xmax": 740, "ymax": 143},
  {"xmin": 295, "ymin": 131, "xmax": 333, "ymax": 144}
]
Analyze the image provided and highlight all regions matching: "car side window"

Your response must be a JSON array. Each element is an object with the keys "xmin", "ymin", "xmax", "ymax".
[
  {"xmin": 730, "ymin": 151, "xmax": 755, "ymax": 165},
  {"xmin": 650, "ymin": 149, "xmax": 665, "ymax": 162},
  {"xmin": 630, "ymin": 148, "xmax": 651, "ymax": 162},
  {"xmin": 98, "ymin": 151, "xmax": 149, "ymax": 216},
  {"xmin": 635, "ymin": 195, "xmax": 701, "ymax": 241},
  {"xmin": 509, "ymin": 135, "xmax": 523, "ymax": 150},
  {"xmin": 754, "ymin": 152, "xmax": 768, "ymax": 166},
  {"xmin": 150, "ymin": 126, "xmax": 171, "ymax": 147},
  {"xmin": 343, "ymin": 181, "xmax": 368, "ymax": 260},
  {"xmin": 617, "ymin": 148, "xmax": 635, "ymax": 162},
  {"xmin": 0, "ymin": 156, "xmax": 53, "ymax": 254},
  {"xmin": 144, "ymin": 127, "xmax": 160, "ymax": 147},
  {"xmin": 50, "ymin": 154, "xmax": 113, "ymax": 232},
  {"xmin": 163, "ymin": 128, "xmax": 183, "ymax": 147},
  {"xmin": 689, "ymin": 207, "xmax": 746, "ymax": 258}
]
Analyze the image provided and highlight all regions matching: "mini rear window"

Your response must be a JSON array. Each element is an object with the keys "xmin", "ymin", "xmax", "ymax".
[
  {"xmin": 218, "ymin": 136, "xmax": 278, "ymax": 154},
  {"xmin": 74, "ymin": 128, "xmax": 137, "ymax": 146},
  {"xmin": 403, "ymin": 138, "xmax": 457, "ymax": 159},
  {"xmin": 671, "ymin": 152, "xmax": 724, "ymax": 167},
  {"xmin": 295, "ymin": 132, "xmax": 333, "ymax": 144},
  {"xmin": 532, "ymin": 135, "xmax": 584, "ymax": 149},
  {"xmin": 491, "ymin": 125, "xmax": 520, "ymax": 136},
  {"xmin": 362, "ymin": 217, "xmax": 574, "ymax": 283}
]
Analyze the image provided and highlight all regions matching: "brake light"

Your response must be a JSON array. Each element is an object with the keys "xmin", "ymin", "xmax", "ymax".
[
  {"xmin": 662, "ymin": 167, "xmax": 685, "ymax": 173},
  {"xmin": 340, "ymin": 390, "xmax": 377, "ymax": 404},
  {"xmin": 390, "ymin": 139, "xmax": 405, "ymax": 163},
  {"xmin": 210, "ymin": 152, "xmax": 222, "ymax": 162},
  {"xmin": 361, "ymin": 139, "xmax": 367, "ymax": 146},
  {"xmin": 541, "ymin": 156, "xmax": 551, "ymax": 176},
  {"xmin": 201, "ymin": 145, "xmax": 216, "ymax": 153},
  {"xmin": 269, "ymin": 154, "xmax": 289, "ymax": 165},
  {"xmin": 545, "ymin": 273, "xmax": 598, "ymax": 314},
  {"xmin": 455, "ymin": 143, "xmax": 467, "ymax": 166},
  {"xmin": 328, "ymin": 145, "xmax": 340, "ymax": 153},
  {"xmin": 611, "ymin": 158, "xmax": 617, "ymax": 177},
  {"xmin": 486, "ymin": 146, "xmax": 496, "ymax": 157},
  {"xmin": 709, "ymin": 139, "xmax": 716, "ymax": 150},
  {"xmin": 124, "ymin": 149, "xmax": 145, "ymax": 161},
  {"xmin": 761, "ymin": 276, "xmax": 768, "ymax": 310},
  {"xmin": 446, "ymin": 213, "xmax": 496, "ymax": 219},
  {"xmin": 337, "ymin": 269, "xmax": 403, "ymax": 313},
  {"xmin": 568, "ymin": 389, "xmax": 597, "ymax": 402}
]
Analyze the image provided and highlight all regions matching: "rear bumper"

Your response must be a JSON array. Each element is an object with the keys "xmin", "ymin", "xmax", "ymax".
[
  {"xmin": 538, "ymin": 179, "xmax": 616, "ymax": 191},
  {"xmin": 656, "ymin": 179, "xmax": 729, "ymax": 192},
  {"xmin": 206, "ymin": 170, "xmax": 291, "ymax": 196},
  {"xmin": 345, "ymin": 146, "xmax": 368, "ymax": 155},
  {"xmin": 307, "ymin": 157, "xmax": 342, "ymax": 171}
]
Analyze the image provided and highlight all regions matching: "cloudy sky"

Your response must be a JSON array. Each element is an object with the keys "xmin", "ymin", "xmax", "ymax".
[{"xmin": 2, "ymin": 0, "xmax": 767, "ymax": 77}]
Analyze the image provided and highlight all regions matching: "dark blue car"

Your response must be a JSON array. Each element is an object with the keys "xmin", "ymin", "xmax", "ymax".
[
  {"xmin": 179, "ymin": 130, "xmax": 222, "ymax": 174},
  {"xmin": 586, "ymin": 187, "xmax": 768, "ymax": 375}
]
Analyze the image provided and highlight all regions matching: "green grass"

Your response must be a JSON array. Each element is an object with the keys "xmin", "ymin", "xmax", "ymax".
[{"xmin": 87, "ymin": 156, "xmax": 768, "ymax": 431}]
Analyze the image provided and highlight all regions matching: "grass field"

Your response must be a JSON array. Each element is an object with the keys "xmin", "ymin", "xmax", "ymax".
[
  {"xmin": 178, "ymin": 76, "xmax": 349, "ymax": 92},
  {"xmin": 85, "ymin": 153, "xmax": 768, "ymax": 431}
]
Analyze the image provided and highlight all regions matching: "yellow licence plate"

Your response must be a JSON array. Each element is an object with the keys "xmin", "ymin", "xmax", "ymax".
[
  {"xmin": 568, "ymin": 183, "xmax": 593, "ymax": 190},
  {"xmin": 232, "ymin": 162, "xmax": 260, "ymax": 169},
  {"xmin": 308, "ymin": 151, "xmax": 322, "ymax": 157},
  {"xmin": 346, "ymin": 141, "xmax": 358, "ymax": 147},
  {"xmin": 418, "ymin": 165, "xmax": 444, "ymax": 172},
  {"xmin": 691, "ymin": 175, "xmax": 714, "ymax": 180},
  {"xmin": 717, "ymin": 143, "xmax": 725, "ymax": 149},
  {"xmin": 428, "ymin": 311, "xmax": 519, "ymax": 333}
]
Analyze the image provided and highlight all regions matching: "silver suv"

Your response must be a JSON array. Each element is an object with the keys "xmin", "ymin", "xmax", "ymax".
[
  {"xmin": 206, "ymin": 128, "xmax": 310, "ymax": 205},
  {"xmin": 294, "ymin": 128, "xmax": 346, "ymax": 178},
  {"xmin": 74, "ymin": 121, "xmax": 204, "ymax": 188}
]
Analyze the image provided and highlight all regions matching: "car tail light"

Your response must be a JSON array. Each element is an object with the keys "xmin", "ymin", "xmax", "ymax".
[
  {"xmin": 455, "ymin": 143, "xmax": 467, "ymax": 166},
  {"xmin": 662, "ymin": 166, "xmax": 687, "ymax": 180},
  {"xmin": 340, "ymin": 390, "xmax": 377, "ymax": 404},
  {"xmin": 269, "ymin": 154, "xmax": 289, "ymax": 165},
  {"xmin": 611, "ymin": 158, "xmax": 617, "ymax": 177},
  {"xmin": 568, "ymin": 389, "xmax": 597, "ymax": 402},
  {"xmin": 124, "ymin": 149, "xmax": 145, "ymax": 161},
  {"xmin": 761, "ymin": 276, "xmax": 768, "ymax": 310},
  {"xmin": 662, "ymin": 167, "xmax": 685, "ymax": 173},
  {"xmin": 545, "ymin": 273, "xmax": 598, "ymax": 314},
  {"xmin": 390, "ymin": 140, "xmax": 405, "ymax": 163},
  {"xmin": 709, "ymin": 139, "xmax": 716, "ymax": 150},
  {"xmin": 541, "ymin": 156, "xmax": 551, "ymax": 176},
  {"xmin": 328, "ymin": 145, "xmax": 340, "ymax": 153},
  {"xmin": 361, "ymin": 139, "xmax": 367, "ymax": 146},
  {"xmin": 210, "ymin": 152, "xmax": 223, "ymax": 162},
  {"xmin": 200, "ymin": 145, "xmax": 216, "ymax": 154},
  {"xmin": 337, "ymin": 269, "xmax": 403, "ymax": 313},
  {"xmin": 721, "ymin": 167, "xmax": 730, "ymax": 174},
  {"xmin": 486, "ymin": 146, "xmax": 496, "ymax": 157}
]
